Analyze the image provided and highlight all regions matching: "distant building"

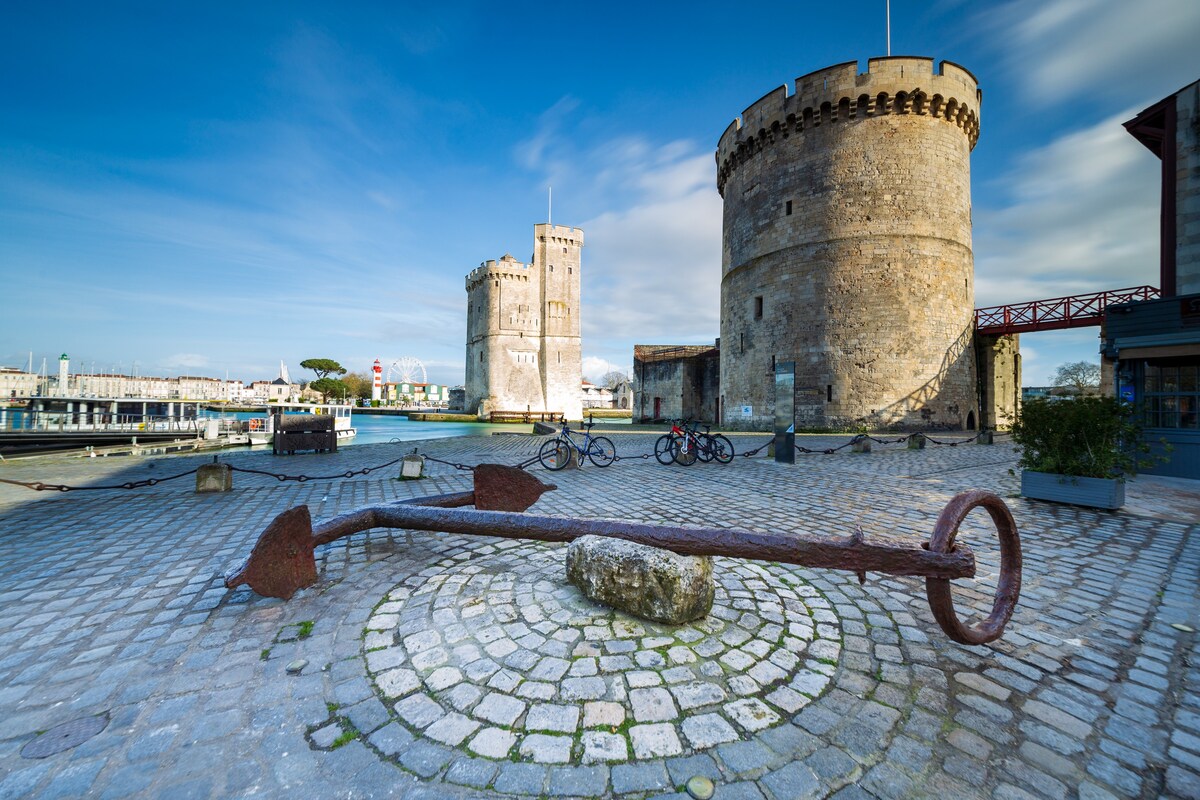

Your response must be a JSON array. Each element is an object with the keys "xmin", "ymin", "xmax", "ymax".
[
  {"xmin": 580, "ymin": 381, "xmax": 613, "ymax": 409},
  {"xmin": 384, "ymin": 382, "xmax": 450, "ymax": 407},
  {"xmin": 1103, "ymin": 78, "xmax": 1200, "ymax": 478},
  {"xmin": 612, "ymin": 380, "xmax": 633, "ymax": 410},
  {"xmin": 0, "ymin": 367, "xmax": 39, "ymax": 400},
  {"xmin": 634, "ymin": 344, "xmax": 720, "ymax": 423}
]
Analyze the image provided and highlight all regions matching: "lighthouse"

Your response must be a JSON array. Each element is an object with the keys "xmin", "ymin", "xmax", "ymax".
[
  {"xmin": 57, "ymin": 353, "xmax": 69, "ymax": 397},
  {"xmin": 371, "ymin": 359, "xmax": 382, "ymax": 403}
]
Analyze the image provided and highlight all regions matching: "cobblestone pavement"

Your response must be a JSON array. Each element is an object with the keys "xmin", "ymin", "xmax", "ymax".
[{"xmin": 0, "ymin": 432, "xmax": 1197, "ymax": 799}]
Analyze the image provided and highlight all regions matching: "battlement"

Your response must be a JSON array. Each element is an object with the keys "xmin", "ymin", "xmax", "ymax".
[
  {"xmin": 465, "ymin": 254, "xmax": 531, "ymax": 290},
  {"xmin": 534, "ymin": 223, "xmax": 585, "ymax": 246},
  {"xmin": 716, "ymin": 57, "xmax": 982, "ymax": 196}
]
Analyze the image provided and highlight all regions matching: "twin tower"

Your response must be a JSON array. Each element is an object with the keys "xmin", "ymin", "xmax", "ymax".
[
  {"xmin": 466, "ymin": 57, "xmax": 983, "ymax": 430},
  {"xmin": 464, "ymin": 224, "xmax": 584, "ymax": 420}
]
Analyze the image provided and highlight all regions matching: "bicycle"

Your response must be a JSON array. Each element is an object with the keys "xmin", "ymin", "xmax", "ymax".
[
  {"xmin": 538, "ymin": 417, "xmax": 617, "ymax": 470},
  {"xmin": 656, "ymin": 420, "xmax": 734, "ymax": 466}
]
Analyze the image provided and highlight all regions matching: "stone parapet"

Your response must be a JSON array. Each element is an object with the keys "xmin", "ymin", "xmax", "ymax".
[{"xmin": 717, "ymin": 57, "xmax": 980, "ymax": 197}]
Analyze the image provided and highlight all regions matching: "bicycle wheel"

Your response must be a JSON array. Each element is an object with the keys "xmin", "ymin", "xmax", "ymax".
[
  {"xmin": 654, "ymin": 434, "xmax": 675, "ymax": 465},
  {"xmin": 710, "ymin": 434, "xmax": 735, "ymax": 464},
  {"xmin": 538, "ymin": 439, "xmax": 571, "ymax": 471},
  {"xmin": 588, "ymin": 437, "xmax": 616, "ymax": 467},
  {"xmin": 671, "ymin": 434, "xmax": 697, "ymax": 466},
  {"xmin": 696, "ymin": 433, "xmax": 714, "ymax": 463}
]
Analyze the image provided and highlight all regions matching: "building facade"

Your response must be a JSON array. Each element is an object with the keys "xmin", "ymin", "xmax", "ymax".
[
  {"xmin": 1103, "ymin": 79, "xmax": 1200, "ymax": 479},
  {"xmin": 716, "ymin": 57, "xmax": 981, "ymax": 431},
  {"xmin": 464, "ymin": 223, "xmax": 584, "ymax": 420},
  {"xmin": 0, "ymin": 368, "xmax": 39, "ymax": 400},
  {"xmin": 634, "ymin": 344, "xmax": 721, "ymax": 423}
]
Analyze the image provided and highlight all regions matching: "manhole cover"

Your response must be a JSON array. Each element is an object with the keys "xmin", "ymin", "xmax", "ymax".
[{"xmin": 21, "ymin": 715, "xmax": 108, "ymax": 758}]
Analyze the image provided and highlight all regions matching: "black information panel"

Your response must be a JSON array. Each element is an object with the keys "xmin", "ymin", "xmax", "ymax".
[{"xmin": 774, "ymin": 361, "xmax": 795, "ymax": 464}]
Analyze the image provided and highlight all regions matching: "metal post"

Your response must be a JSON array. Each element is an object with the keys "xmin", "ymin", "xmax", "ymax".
[{"xmin": 774, "ymin": 361, "xmax": 795, "ymax": 464}]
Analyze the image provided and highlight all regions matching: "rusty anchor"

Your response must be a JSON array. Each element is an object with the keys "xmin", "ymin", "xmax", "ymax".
[{"xmin": 226, "ymin": 465, "xmax": 1021, "ymax": 645}]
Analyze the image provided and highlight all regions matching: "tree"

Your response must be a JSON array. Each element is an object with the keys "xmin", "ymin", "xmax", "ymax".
[
  {"xmin": 309, "ymin": 377, "xmax": 348, "ymax": 402},
  {"xmin": 342, "ymin": 371, "xmax": 373, "ymax": 399},
  {"xmin": 300, "ymin": 358, "xmax": 347, "ymax": 381},
  {"xmin": 599, "ymin": 370, "xmax": 630, "ymax": 389},
  {"xmin": 1051, "ymin": 361, "xmax": 1102, "ymax": 391},
  {"xmin": 301, "ymin": 359, "xmax": 347, "ymax": 402}
]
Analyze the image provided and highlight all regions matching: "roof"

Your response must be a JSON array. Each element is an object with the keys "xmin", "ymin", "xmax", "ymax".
[{"xmin": 634, "ymin": 344, "xmax": 720, "ymax": 363}]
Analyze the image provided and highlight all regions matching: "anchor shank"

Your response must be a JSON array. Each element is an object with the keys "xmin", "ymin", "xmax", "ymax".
[
  {"xmin": 362, "ymin": 505, "xmax": 976, "ymax": 580},
  {"xmin": 311, "ymin": 491, "xmax": 476, "ymax": 547}
]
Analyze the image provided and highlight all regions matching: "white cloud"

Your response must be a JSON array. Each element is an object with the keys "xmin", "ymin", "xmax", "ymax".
[
  {"xmin": 978, "ymin": 0, "xmax": 1200, "ymax": 106},
  {"xmin": 581, "ymin": 356, "xmax": 629, "ymax": 383},
  {"xmin": 974, "ymin": 110, "xmax": 1161, "ymax": 307},
  {"xmin": 513, "ymin": 112, "xmax": 724, "ymax": 379}
]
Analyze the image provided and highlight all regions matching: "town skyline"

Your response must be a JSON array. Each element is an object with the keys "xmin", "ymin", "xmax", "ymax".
[{"xmin": 3, "ymin": 1, "xmax": 1199, "ymax": 387}]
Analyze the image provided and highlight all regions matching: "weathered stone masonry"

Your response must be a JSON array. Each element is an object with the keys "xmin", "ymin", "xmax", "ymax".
[
  {"xmin": 465, "ymin": 224, "xmax": 584, "ymax": 420},
  {"xmin": 717, "ymin": 57, "xmax": 982, "ymax": 431}
]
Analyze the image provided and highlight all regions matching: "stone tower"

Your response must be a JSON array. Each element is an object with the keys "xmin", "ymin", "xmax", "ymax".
[
  {"xmin": 465, "ymin": 224, "xmax": 584, "ymax": 420},
  {"xmin": 716, "ymin": 57, "xmax": 981, "ymax": 430}
]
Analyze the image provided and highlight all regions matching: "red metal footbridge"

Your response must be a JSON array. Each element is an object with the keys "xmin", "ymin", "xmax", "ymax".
[{"xmin": 974, "ymin": 286, "xmax": 1160, "ymax": 336}]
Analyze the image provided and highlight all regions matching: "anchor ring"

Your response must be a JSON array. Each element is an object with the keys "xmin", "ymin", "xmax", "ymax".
[{"xmin": 925, "ymin": 490, "xmax": 1022, "ymax": 645}]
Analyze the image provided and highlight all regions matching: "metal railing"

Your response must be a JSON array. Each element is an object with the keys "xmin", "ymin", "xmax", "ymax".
[{"xmin": 974, "ymin": 285, "xmax": 1159, "ymax": 335}]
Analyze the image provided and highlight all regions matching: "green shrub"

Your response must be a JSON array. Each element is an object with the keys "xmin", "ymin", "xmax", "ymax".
[{"xmin": 1010, "ymin": 397, "xmax": 1156, "ymax": 479}]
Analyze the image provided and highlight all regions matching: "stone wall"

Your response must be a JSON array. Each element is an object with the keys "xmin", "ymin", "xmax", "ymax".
[
  {"xmin": 976, "ymin": 334, "xmax": 1020, "ymax": 430},
  {"xmin": 717, "ymin": 57, "xmax": 981, "ymax": 431},
  {"xmin": 464, "ymin": 225, "xmax": 583, "ymax": 420},
  {"xmin": 634, "ymin": 345, "xmax": 720, "ymax": 423}
]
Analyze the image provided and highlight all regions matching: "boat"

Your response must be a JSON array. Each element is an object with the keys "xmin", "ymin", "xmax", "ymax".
[
  {"xmin": 0, "ymin": 396, "xmax": 210, "ymax": 456},
  {"xmin": 247, "ymin": 402, "xmax": 357, "ymax": 446}
]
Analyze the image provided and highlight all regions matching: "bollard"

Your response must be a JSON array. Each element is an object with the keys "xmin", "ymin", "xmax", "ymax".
[
  {"xmin": 400, "ymin": 454, "xmax": 425, "ymax": 480},
  {"xmin": 851, "ymin": 435, "xmax": 871, "ymax": 453},
  {"xmin": 766, "ymin": 441, "xmax": 776, "ymax": 458},
  {"xmin": 196, "ymin": 459, "xmax": 233, "ymax": 493},
  {"xmin": 978, "ymin": 429, "xmax": 994, "ymax": 445},
  {"xmin": 908, "ymin": 433, "xmax": 927, "ymax": 450}
]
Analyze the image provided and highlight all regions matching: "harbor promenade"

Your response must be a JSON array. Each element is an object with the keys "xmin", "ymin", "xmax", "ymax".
[{"xmin": 0, "ymin": 432, "xmax": 1197, "ymax": 799}]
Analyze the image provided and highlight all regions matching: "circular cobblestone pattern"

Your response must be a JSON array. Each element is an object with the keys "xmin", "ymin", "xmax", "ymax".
[{"xmin": 360, "ymin": 540, "xmax": 842, "ymax": 769}]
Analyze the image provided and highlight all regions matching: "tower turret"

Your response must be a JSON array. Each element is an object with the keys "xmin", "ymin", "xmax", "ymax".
[{"xmin": 716, "ymin": 57, "xmax": 981, "ymax": 430}]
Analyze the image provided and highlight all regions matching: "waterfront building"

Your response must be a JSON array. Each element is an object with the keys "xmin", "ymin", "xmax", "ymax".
[{"xmin": 0, "ymin": 368, "xmax": 39, "ymax": 401}]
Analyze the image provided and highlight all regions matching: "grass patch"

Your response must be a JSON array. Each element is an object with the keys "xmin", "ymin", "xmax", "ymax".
[{"xmin": 297, "ymin": 620, "xmax": 315, "ymax": 639}]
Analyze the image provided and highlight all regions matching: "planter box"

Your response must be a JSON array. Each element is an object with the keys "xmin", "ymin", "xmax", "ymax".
[{"xmin": 1020, "ymin": 470, "xmax": 1125, "ymax": 509}]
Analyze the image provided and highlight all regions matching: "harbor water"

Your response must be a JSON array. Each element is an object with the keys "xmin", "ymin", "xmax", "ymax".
[{"xmin": 199, "ymin": 410, "xmax": 537, "ymax": 446}]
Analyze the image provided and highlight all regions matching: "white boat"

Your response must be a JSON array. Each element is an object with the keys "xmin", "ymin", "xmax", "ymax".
[{"xmin": 247, "ymin": 402, "xmax": 357, "ymax": 446}]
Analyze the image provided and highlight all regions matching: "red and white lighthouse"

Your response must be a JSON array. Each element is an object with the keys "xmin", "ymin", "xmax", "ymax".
[{"xmin": 371, "ymin": 359, "xmax": 383, "ymax": 402}]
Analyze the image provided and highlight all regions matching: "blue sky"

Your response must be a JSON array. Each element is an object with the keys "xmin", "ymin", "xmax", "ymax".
[{"xmin": 2, "ymin": 1, "xmax": 1198, "ymax": 388}]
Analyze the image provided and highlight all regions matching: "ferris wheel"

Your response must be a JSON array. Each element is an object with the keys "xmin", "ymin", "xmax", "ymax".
[{"xmin": 386, "ymin": 356, "xmax": 427, "ymax": 385}]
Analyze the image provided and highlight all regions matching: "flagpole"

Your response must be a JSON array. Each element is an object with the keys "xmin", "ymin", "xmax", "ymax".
[{"xmin": 886, "ymin": 0, "xmax": 891, "ymax": 56}]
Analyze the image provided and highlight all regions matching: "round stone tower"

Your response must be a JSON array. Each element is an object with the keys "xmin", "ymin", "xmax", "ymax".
[{"xmin": 716, "ymin": 57, "xmax": 981, "ymax": 431}]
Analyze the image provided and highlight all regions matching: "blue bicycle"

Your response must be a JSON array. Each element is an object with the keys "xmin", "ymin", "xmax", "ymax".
[{"xmin": 538, "ymin": 418, "xmax": 617, "ymax": 470}]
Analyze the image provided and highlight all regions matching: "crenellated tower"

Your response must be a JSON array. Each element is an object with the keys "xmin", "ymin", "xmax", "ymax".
[
  {"xmin": 716, "ymin": 57, "xmax": 982, "ymax": 430},
  {"xmin": 465, "ymin": 224, "xmax": 584, "ymax": 419}
]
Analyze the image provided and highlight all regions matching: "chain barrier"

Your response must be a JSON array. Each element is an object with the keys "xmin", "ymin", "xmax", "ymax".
[
  {"xmin": 0, "ymin": 469, "xmax": 199, "ymax": 493},
  {"xmin": 0, "ymin": 429, "xmax": 993, "ymax": 492},
  {"xmin": 228, "ymin": 455, "xmax": 408, "ymax": 483}
]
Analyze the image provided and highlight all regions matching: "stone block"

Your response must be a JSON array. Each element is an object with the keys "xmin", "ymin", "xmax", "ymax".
[
  {"xmin": 566, "ymin": 535, "xmax": 713, "ymax": 625},
  {"xmin": 400, "ymin": 455, "xmax": 424, "ymax": 480},
  {"xmin": 195, "ymin": 463, "xmax": 232, "ymax": 493}
]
